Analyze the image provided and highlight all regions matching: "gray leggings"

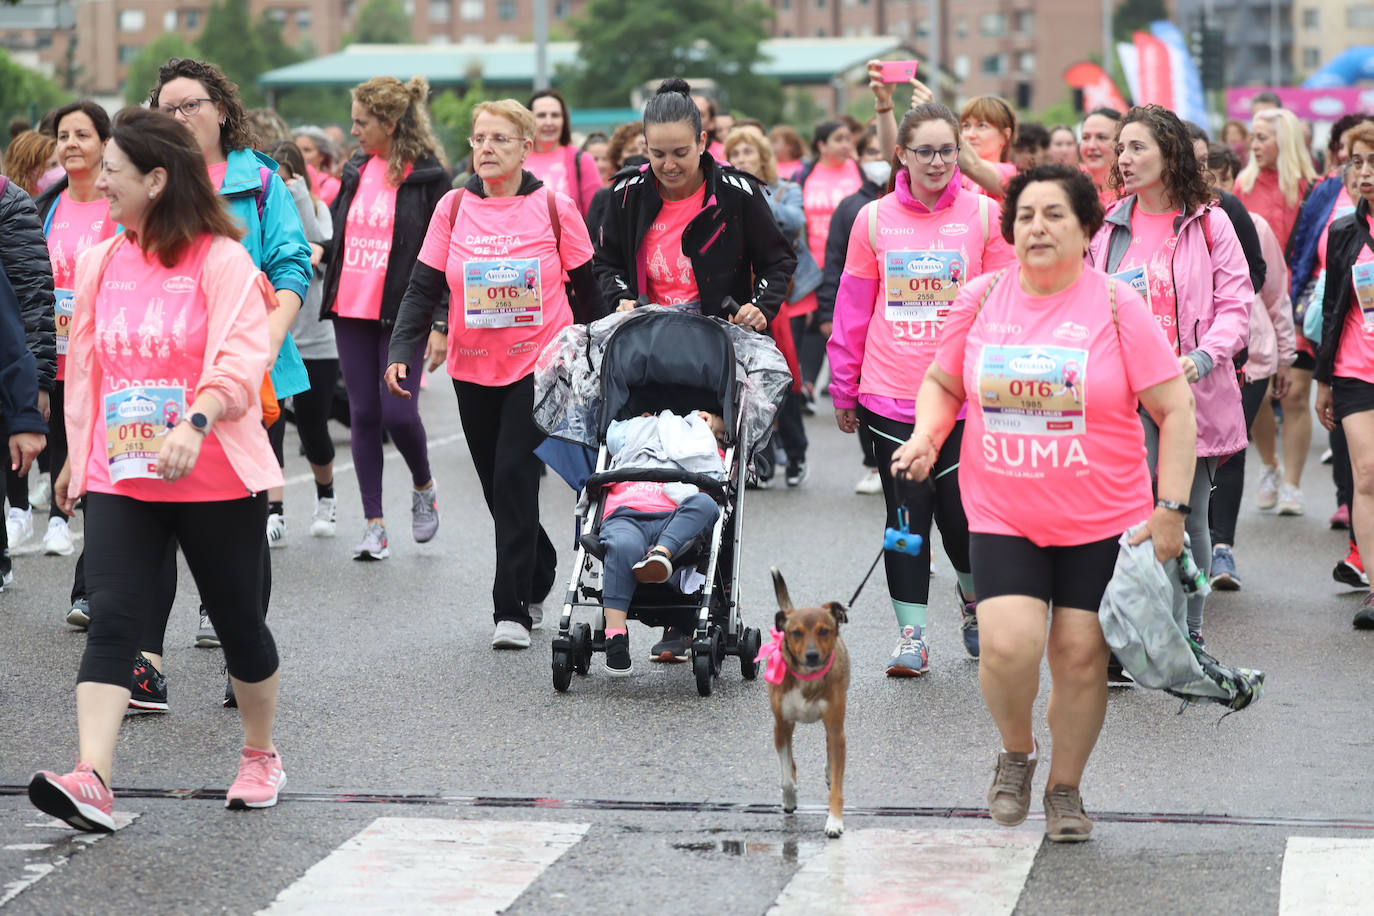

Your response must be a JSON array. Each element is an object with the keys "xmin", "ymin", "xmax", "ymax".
[
  {"xmin": 599, "ymin": 493, "xmax": 720, "ymax": 611},
  {"xmin": 1143, "ymin": 411, "xmax": 1217, "ymax": 634}
]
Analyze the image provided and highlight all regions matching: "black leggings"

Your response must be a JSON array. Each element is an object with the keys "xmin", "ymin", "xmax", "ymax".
[
  {"xmin": 267, "ymin": 358, "xmax": 339, "ymax": 470},
  {"xmin": 80, "ymin": 492, "xmax": 278, "ymax": 686},
  {"xmin": 1209, "ymin": 375, "xmax": 1270, "ymax": 546},
  {"xmin": 859, "ymin": 406, "xmax": 970, "ymax": 606}
]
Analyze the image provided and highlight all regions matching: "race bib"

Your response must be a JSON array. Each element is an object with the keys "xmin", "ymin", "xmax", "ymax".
[
  {"xmin": 1353, "ymin": 263, "xmax": 1374, "ymax": 322},
  {"xmin": 1111, "ymin": 266, "xmax": 1151, "ymax": 307},
  {"xmin": 462, "ymin": 258, "xmax": 542, "ymax": 329},
  {"xmin": 977, "ymin": 345, "xmax": 1088, "ymax": 436},
  {"xmin": 883, "ymin": 250, "xmax": 963, "ymax": 324},
  {"xmin": 54, "ymin": 288, "xmax": 74, "ymax": 355},
  {"xmin": 104, "ymin": 386, "xmax": 185, "ymax": 482}
]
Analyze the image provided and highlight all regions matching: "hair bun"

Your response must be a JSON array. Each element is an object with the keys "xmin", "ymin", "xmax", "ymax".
[
  {"xmin": 406, "ymin": 75, "xmax": 430, "ymax": 101},
  {"xmin": 656, "ymin": 78, "xmax": 692, "ymax": 98}
]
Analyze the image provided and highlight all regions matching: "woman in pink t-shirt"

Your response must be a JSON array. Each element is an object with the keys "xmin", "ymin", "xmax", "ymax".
[
  {"xmin": 31, "ymin": 109, "xmax": 286, "ymax": 832},
  {"xmin": 892, "ymin": 164, "xmax": 1196, "ymax": 843},
  {"xmin": 958, "ymin": 96, "xmax": 1019, "ymax": 200},
  {"xmin": 292, "ymin": 126, "xmax": 341, "ymax": 206},
  {"xmin": 827, "ymin": 101, "xmax": 1015, "ymax": 679},
  {"xmin": 385, "ymin": 99, "xmax": 600, "ymax": 650},
  {"xmin": 526, "ymin": 89, "xmax": 602, "ymax": 218}
]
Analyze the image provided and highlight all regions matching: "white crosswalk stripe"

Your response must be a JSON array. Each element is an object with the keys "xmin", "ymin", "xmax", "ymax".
[{"xmin": 1279, "ymin": 836, "xmax": 1374, "ymax": 914}]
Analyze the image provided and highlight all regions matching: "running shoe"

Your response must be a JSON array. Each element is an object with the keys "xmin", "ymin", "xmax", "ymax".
[
  {"xmin": 746, "ymin": 471, "xmax": 774, "ymax": 490},
  {"xmin": 604, "ymin": 633, "xmax": 633, "ymax": 677},
  {"xmin": 6, "ymin": 506, "xmax": 32, "ymax": 546},
  {"xmin": 1255, "ymin": 465, "xmax": 1281, "ymax": 510},
  {"xmin": 28, "ymin": 762, "xmax": 115, "ymax": 832},
  {"xmin": 529, "ymin": 602, "xmax": 545, "ymax": 631},
  {"xmin": 196, "ymin": 608, "xmax": 221, "ymax": 648},
  {"xmin": 42, "ymin": 516, "xmax": 74, "ymax": 556},
  {"xmin": 1106, "ymin": 653, "xmax": 1133, "ymax": 684},
  {"xmin": 988, "ymin": 745, "xmax": 1037, "ymax": 827},
  {"xmin": 1188, "ymin": 630, "xmax": 1206, "ymax": 648},
  {"xmin": 0, "ymin": 565, "xmax": 12, "ymax": 591},
  {"xmin": 353, "ymin": 521, "xmax": 389, "ymax": 560},
  {"xmin": 958, "ymin": 587, "xmax": 979, "ymax": 658},
  {"xmin": 129, "ymin": 655, "xmax": 168, "ymax": 713},
  {"xmin": 226, "ymin": 748, "xmax": 286, "ymax": 809},
  {"xmin": 411, "ymin": 483, "xmax": 439, "ymax": 543},
  {"xmin": 266, "ymin": 512, "xmax": 286, "ymax": 549},
  {"xmin": 785, "ymin": 461, "xmax": 809, "ymax": 488},
  {"xmin": 1334, "ymin": 543, "xmax": 1369, "ymax": 589},
  {"xmin": 222, "ymin": 667, "xmax": 237, "ymax": 709},
  {"xmin": 1043, "ymin": 784, "xmax": 1092, "ymax": 842},
  {"xmin": 66, "ymin": 597, "xmax": 90, "ymax": 629},
  {"xmin": 28, "ymin": 475, "xmax": 51, "ymax": 510},
  {"xmin": 310, "ymin": 496, "xmax": 337, "ymax": 538},
  {"xmin": 801, "ymin": 382, "xmax": 816, "ymax": 416},
  {"xmin": 854, "ymin": 468, "xmax": 883, "ymax": 495},
  {"xmin": 650, "ymin": 628, "xmax": 691, "ymax": 662},
  {"xmin": 491, "ymin": 619, "xmax": 531, "ymax": 649},
  {"xmin": 1276, "ymin": 483, "xmax": 1304, "ymax": 516},
  {"xmin": 1355, "ymin": 594, "xmax": 1374, "ymax": 630},
  {"xmin": 885, "ymin": 625, "xmax": 929, "ymax": 677},
  {"xmin": 1209, "ymin": 545, "xmax": 1241, "ymax": 591},
  {"xmin": 1331, "ymin": 504, "xmax": 1352, "ymax": 530},
  {"xmin": 1320, "ymin": 447, "xmax": 1334, "ymax": 465}
]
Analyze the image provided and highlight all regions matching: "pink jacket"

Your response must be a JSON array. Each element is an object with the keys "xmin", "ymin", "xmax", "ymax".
[
  {"xmin": 66, "ymin": 234, "xmax": 284, "ymax": 497},
  {"xmin": 1243, "ymin": 213, "xmax": 1297, "ymax": 381},
  {"xmin": 1089, "ymin": 197, "xmax": 1252, "ymax": 457}
]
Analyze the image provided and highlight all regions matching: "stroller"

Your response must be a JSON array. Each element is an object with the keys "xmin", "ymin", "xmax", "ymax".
[{"xmin": 534, "ymin": 306, "xmax": 790, "ymax": 696}]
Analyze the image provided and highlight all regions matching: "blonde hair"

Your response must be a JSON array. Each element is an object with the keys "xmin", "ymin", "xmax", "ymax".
[
  {"xmin": 352, "ymin": 75, "xmax": 444, "ymax": 185},
  {"xmin": 471, "ymin": 99, "xmax": 536, "ymax": 142},
  {"xmin": 1236, "ymin": 107, "xmax": 1317, "ymax": 206},
  {"xmin": 2, "ymin": 130, "xmax": 56, "ymax": 196},
  {"xmin": 722, "ymin": 126, "xmax": 776, "ymax": 183},
  {"xmin": 959, "ymin": 96, "xmax": 1017, "ymax": 162}
]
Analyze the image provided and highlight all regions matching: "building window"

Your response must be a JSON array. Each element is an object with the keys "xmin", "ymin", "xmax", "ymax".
[
  {"xmin": 495, "ymin": 32, "xmax": 517, "ymax": 41},
  {"xmin": 460, "ymin": 32, "xmax": 483, "ymax": 43},
  {"xmin": 1302, "ymin": 46, "xmax": 1321, "ymax": 68},
  {"xmin": 403, "ymin": 0, "xmax": 415, "ymax": 12},
  {"xmin": 428, "ymin": 0, "xmax": 450, "ymax": 22},
  {"xmin": 295, "ymin": 9, "xmax": 311, "ymax": 28},
  {"xmin": 843, "ymin": 25, "xmax": 855, "ymax": 35},
  {"xmin": 184, "ymin": 8, "xmax": 201, "ymax": 27},
  {"xmin": 554, "ymin": 0, "xmax": 569, "ymax": 15},
  {"xmin": 981, "ymin": 53, "xmax": 1006, "ymax": 75},
  {"xmin": 163, "ymin": 10, "xmax": 177, "ymax": 29},
  {"xmin": 815, "ymin": 26, "xmax": 825, "ymax": 35},
  {"xmin": 1350, "ymin": 6, "xmax": 1374, "ymax": 28},
  {"xmin": 954, "ymin": 14, "xmax": 966, "ymax": 37},
  {"xmin": 781, "ymin": 0, "xmax": 790, "ymax": 8},
  {"xmin": 980, "ymin": 13, "xmax": 1005, "ymax": 36},
  {"xmin": 816, "ymin": 0, "xmax": 824, "ymax": 8},
  {"xmin": 118, "ymin": 43, "xmax": 140, "ymax": 62},
  {"xmin": 498, "ymin": 0, "xmax": 516, "ymax": 18},
  {"xmin": 1017, "ymin": 51, "xmax": 1034, "ymax": 72},
  {"xmin": 1301, "ymin": 7, "xmax": 1317, "ymax": 28},
  {"xmin": 267, "ymin": 8, "xmax": 287, "ymax": 23},
  {"xmin": 429, "ymin": 34, "xmax": 451, "ymax": 43},
  {"xmin": 1014, "ymin": 10, "xmax": 1033, "ymax": 33},
  {"xmin": 117, "ymin": 9, "xmax": 145, "ymax": 30},
  {"xmin": 953, "ymin": 54, "xmax": 969, "ymax": 79},
  {"xmin": 460, "ymin": 0, "xmax": 482, "ymax": 18}
]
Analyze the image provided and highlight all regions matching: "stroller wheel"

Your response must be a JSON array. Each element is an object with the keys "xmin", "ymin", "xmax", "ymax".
[
  {"xmin": 739, "ymin": 627, "xmax": 762, "ymax": 681},
  {"xmin": 552, "ymin": 648, "xmax": 573, "ymax": 692},
  {"xmin": 694, "ymin": 651, "xmax": 713, "ymax": 697},
  {"xmin": 572, "ymin": 623, "xmax": 593, "ymax": 676}
]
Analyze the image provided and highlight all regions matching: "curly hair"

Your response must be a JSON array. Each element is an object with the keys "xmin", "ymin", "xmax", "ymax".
[
  {"xmin": 2, "ymin": 130, "xmax": 56, "ymax": 195},
  {"xmin": 1109, "ymin": 105, "xmax": 1214, "ymax": 215},
  {"xmin": 352, "ymin": 75, "xmax": 443, "ymax": 185},
  {"xmin": 1000, "ymin": 163, "xmax": 1105, "ymax": 244},
  {"xmin": 722, "ymin": 126, "xmax": 776, "ymax": 184},
  {"xmin": 607, "ymin": 120, "xmax": 643, "ymax": 169},
  {"xmin": 147, "ymin": 58, "xmax": 254, "ymax": 157}
]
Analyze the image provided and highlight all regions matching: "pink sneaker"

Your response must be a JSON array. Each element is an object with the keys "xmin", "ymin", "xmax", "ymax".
[
  {"xmin": 28, "ymin": 761, "xmax": 115, "ymax": 832},
  {"xmin": 226, "ymin": 748, "xmax": 286, "ymax": 809}
]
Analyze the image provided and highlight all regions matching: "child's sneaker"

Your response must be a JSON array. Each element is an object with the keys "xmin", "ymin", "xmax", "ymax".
[
  {"xmin": 226, "ymin": 748, "xmax": 286, "ymax": 809},
  {"xmin": 604, "ymin": 633, "xmax": 633, "ymax": 677},
  {"xmin": 28, "ymin": 762, "xmax": 115, "ymax": 832},
  {"xmin": 885, "ymin": 625, "xmax": 929, "ymax": 677}
]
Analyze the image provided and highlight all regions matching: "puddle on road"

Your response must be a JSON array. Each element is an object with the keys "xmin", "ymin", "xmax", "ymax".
[{"xmin": 670, "ymin": 838, "xmax": 824, "ymax": 861}]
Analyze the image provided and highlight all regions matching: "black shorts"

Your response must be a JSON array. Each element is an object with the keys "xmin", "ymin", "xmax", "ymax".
[
  {"xmin": 1332, "ymin": 376, "xmax": 1374, "ymax": 423},
  {"xmin": 1292, "ymin": 350, "xmax": 1315, "ymax": 372},
  {"xmin": 969, "ymin": 533, "xmax": 1120, "ymax": 611}
]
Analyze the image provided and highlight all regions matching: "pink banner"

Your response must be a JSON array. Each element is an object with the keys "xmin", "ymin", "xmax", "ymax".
[
  {"xmin": 1133, "ymin": 31, "xmax": 1174, "ymax": 109},
  {"xmin": 1226, "ymin": 87, "xmax": 1374, "ymax": 121}
]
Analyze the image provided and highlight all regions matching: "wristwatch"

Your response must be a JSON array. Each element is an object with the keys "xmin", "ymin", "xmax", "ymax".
[
  {"xmin": 185, "ymin": 412, "xmax": 209, "ymax": 435},
  {"xmin": 1156, "ymin": 498, "xmax": 1190, "ymax": 515}
]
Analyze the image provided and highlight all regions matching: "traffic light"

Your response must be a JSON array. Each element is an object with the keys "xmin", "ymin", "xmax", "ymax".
[{"xmin": 1199, "ymin": 29, "xmax": 1226, "ymax": 90}]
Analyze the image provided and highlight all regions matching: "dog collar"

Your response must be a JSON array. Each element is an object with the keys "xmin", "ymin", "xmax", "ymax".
[{"xmin": 757, "ymin": 627, "xmax": 836, "ymax": 685}]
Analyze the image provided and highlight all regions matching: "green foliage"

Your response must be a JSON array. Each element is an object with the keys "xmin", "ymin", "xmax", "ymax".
[
  {"xmin": 122, "ymin": 33, "xmax": 197, "ymax": 104},
  {"xmin": 1113, "ymin": 0, "xmax": 1168, "ymax": 43},
  {"xmin": 783, "ymin": 89, "xmax": 825, "ymax": 133},
  {"xmin": 0, "ymin": 47, "xmax": 70, "ymax": 126},
  {"xmin": 560, "ymin": 0, "xmax": 783, "ymax": 124},
  {"xmin": 275, "ymin": 87, "xmax": 352, "ymax": 127},
  {"xmin": 1031, "ymin": 96, "xmax": 1079, "ymax": 128},
  {"xmin": 341, "ymin": 0, "xmax": 412, "ymax": 47},
  {"xmin": 192, "ymin": 0, "xmax": 302, "ymax": 107},
  {"xmin": 430, "ymin": 79, "xmax": 498, "ymax": 169}
]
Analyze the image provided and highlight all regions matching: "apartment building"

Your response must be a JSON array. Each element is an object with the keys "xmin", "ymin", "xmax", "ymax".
[{"xmin": 1294, "ymin": 1, "xmax": 1374, "ymax": 81}]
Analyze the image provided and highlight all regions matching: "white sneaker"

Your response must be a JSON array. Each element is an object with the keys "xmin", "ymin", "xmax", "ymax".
[
  {"xmin": 529, "ymin": 603, "xmax": 544, "ymax": 631},
  {"xmin": 491, "ymin": 619, "xmax": 531, "ymax": 649},
  {"xmin": 42, "ymin": 516, "xmax": 74, "ymax": 556},
  {"xmin": 6, "ymin": 507, "xmax": 32, "ymax": 545},
  {"xmin": 855, "ymin": 468, "xmax": 883, "ymax": 495},
  {"xmin": 1255, "ymin": 465, "xmax": 1281, "ymax": 511},
  {"xmin": 1276, "ymin": 483, "xmax": 1304, "ymax": 516},
  {"xmin": 310, "ymin": 496, "xmax": 337, "ymax": 537},
  {"xmin": 266, "ymin": 512, "xmax": 287, "ymax": 549},
  {"xmin": 28, "ymin": 476, "xmax": 50, "ymax": 510}
]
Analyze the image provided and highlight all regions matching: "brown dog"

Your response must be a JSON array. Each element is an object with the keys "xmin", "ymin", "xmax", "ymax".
[{"xmin": 767, "ymin": 568, "xmax": 851, "ymax": 838}]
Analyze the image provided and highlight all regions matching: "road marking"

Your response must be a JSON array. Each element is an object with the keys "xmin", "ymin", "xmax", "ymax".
[
  {"xmin": 1, "ymin": 814, "xmax": 137, "ymax": 907},
  {"xmin": 257, "ymin": 817, "xmax": 588, "ymax": 915},
  {"xmin": 281, "ymin": 431, "xmax": 467, "ymax": 488},
  {"xmin": 769, "ymin": 828, "xmax": 1040, "ymax": 915},
  {"xmin": 1279, "ymin": 836, "xmax": 1374, "ymax": 914}
]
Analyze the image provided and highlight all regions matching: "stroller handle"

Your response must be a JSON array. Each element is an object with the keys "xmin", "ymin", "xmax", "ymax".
[{"xmin": 634, "ymin": 296, "xmax": 743, "ymax": 322}]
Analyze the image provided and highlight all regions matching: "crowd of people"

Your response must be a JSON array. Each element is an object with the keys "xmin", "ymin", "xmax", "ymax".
[{"xmin": 1, "ymin": 57, "xmax": 1368, "ymax": 843}]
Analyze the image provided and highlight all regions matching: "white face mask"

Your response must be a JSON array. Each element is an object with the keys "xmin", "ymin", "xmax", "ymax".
[{"xmin": 862, "ymin": 159, "xmax": 892, "ymax": 186}]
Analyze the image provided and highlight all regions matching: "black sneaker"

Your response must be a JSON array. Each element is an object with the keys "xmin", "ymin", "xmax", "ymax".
[
  {"xmin": 785, "ymin": 461, "xmax": 808, "ymax": 488},
  {"xmin": 129, "ymin": 655, "xmax": 169, "ymax": 712},
  {"xmin": 649, "ymin": 628, "xmax": 690, "ymax": 662},
  {"xmin": 222, "ymin": 667, "xmax": 237, "ymax": 709},
  {"xmin": 604, "ymin": 633, "xmax": 633, "ymax": 677},
  {"xmin": 1106, "ymin": 653, "xmax": 1133, "ymax": 685},
  {"xmin": 66, "ymin": 597, "xmax": 91, "ymax": 629},
  {"xmin": 1355, "ymin": 594, "xmax": 1374, "ymax": 630}
]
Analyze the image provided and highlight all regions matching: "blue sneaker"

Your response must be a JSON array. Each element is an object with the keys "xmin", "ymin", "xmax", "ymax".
[
  {"xmin": 958, "ymin": 586, "xmax": 980, "ymax": 658},
  {"xmin": 885, "ymin": 625, "xmax": 929, "ymax": 677},
  {"xmin": 1209, "ymin": 545, "xmax": 1241, "ymax": 591}
]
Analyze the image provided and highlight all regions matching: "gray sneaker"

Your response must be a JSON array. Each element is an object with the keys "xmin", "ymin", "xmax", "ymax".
[
  {"xmin": 411, "ymin": 484, "xmax": 439, "ymax": 543},
  {"xmin": 353, "ymin": 521, "xmax": 389, "ymax": 560},
  {"xmin": 988, "ymin": 745, "xmax": 1037, "ymax": 826},
  {"xmin": 491, "ymin": 619, "xmax": 531, "ymax": 649},
  {"xmin": 66, "ymin": 597, "xmax": 91, "ymax": 629},
  {"xmin": 1043, "ymin": 784, "xmax": 1093, "ymax": 842},
  {"xmin": 196, "ymin": 609, "xmax": 221, "ymax": 648}
]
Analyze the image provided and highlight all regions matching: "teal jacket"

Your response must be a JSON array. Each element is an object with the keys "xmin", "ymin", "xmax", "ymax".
[{"xmin": 218, "ymin": 148, "xmax": 311, "ymax": 301}]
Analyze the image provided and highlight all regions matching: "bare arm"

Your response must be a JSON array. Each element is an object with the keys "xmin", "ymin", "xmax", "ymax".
[
  {"xmin": 1132, "ymin": 373, "xmax": 1197, "ymax": 562},
  {"xmin": 889, "ymin": 364, "xmax": 965, "ymax": 482}
]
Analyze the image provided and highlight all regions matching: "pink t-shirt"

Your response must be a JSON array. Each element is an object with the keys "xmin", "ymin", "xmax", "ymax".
[
  {"xmin": 1316, "ymin": 187, "xmax": 1356, "ymax": 272},
  {"xmin": 335, "ymin": 157, "xmax": 406, "ymax": 321},
  {"xmin": 804, "ymin": 159, "xmax": 863, "ymax": 266},
  {"xmin": 47, "ymin": 192, "xmax": 115, "ymax": 381},
  {"xmin": 962, "ymin": 161, "xmax": 1018, "ymax": 199},
  {"xmin": 776, "ymin": 159, "xmax": 802, "ymax": 183},
  {"xmin": 85, "ymin": 238, "xmax": 244, "ymax": 502},
  {"xmin": 643, "ymin": 183, "xmax": 706, "ymax": 308},
  {"xmin": 524, "ymin": 146, "xmax": 602, "ymax": 215},
  {"xmin": 936, "ymin": 267, "xmax": 1182, "ymax": 547},
  {"xmin": 1333, "ymin": 245, "xmax": 1374, "ymax": 380},
  {"xmin": 418, "ymin": 186, "xmax": 594, "ymax": 387},
  {"xmin": 1114, "ymin": 208, "xmax": 1181, "ymax": 350},
  {"xmin": 842, "ymin": 188, "xmax": 1014, "ymax": 415},
  {"xmin": 307, "ymin": 164, "xmax": 340, "ymax": 206},
  {"xmin": 207, "ymin": 161, "xmax": 228, "ymax": 189},
  {"xmin": 603, "ymin": 480, "xmax": 680, "ymax": 518}
]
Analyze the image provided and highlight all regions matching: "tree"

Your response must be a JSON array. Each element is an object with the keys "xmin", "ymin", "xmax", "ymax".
[
  {"xmin": 430, "ymin": 77, "xmax": 498, "ymax": 172},
  {"xmin": 1113, "ymin": 0, "xmax": 1169, "ymax": 42},
  {"xmin": 0, "ymin": 47, "xmax": 69, "ymax": 127},
  {"xmin": 341, "ymin": 0, "xmax": 413, "ymax": 47},
  {"xmin": 560, "ymin": 0, "xmax": 783, "ymax": 124},
  {"xmin": 195, "ymin": 0, "xmax": 273, "ymax": 106},
  {"xmin": 122, "ymin": 33, "xmax": 196, "ymax": 104}
]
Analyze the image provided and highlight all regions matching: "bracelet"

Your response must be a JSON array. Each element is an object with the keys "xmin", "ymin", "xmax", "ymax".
[
  {"xmin": 873, "ymin": 103, "xmax": 894, "ymax": 113},
  {"xmin": 1156, "ymin": 499, "xmax": 1191, "ymax": 515}
]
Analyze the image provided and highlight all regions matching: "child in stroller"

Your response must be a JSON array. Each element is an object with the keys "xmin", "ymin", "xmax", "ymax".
[{"xmin": 598, "ymin": 409, "xmax": 727, "ymax": 676}]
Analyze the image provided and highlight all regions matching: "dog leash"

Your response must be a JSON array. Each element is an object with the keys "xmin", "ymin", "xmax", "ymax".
[
  {"xmin": 848, "ymin": 548, "xmax": 884, "ymax": 607},
  {"xmin": 847, "ymin": 468, "xmax": 949, "ymax": 608}
]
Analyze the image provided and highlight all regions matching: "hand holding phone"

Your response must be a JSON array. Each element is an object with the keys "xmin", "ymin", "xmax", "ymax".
[{"xmin": 878, "ymin": 60, "xmax": 919, "ymax": 84}]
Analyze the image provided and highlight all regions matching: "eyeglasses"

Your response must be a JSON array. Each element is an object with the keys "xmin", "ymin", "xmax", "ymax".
[
  {"xmin": 468, "ymin": 134, "xmax": 523, "ymax": 149},
  {"xmin": 905, "ymin": 145, "xmax": 960, "ymax": 164},
  {"xmin": 158, "ymin": 98, "xmax": 214, "ymax": 118}
]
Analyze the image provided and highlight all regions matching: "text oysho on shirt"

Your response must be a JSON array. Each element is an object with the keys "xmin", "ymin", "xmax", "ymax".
[
  {"xmin": 336, "ymin": 157, "xmax": 408, "ymax": 320},
  {"xmin": 935, "ymin": 266, "xmax": 1182, "ymax": 547},
  {"xmin": 803, "ymin": 159, "xmax": 863, "ymax": 266},
  {"xmin": 48, "ymin": 192, "xmax": 115, "ymax": 380},
  {"xmin": 643, "ymin": 183, "xmax": 707, "ymax": 309},
  {"xmin": 1114, "ymin": 207, "xmax": 1181, "ymax": 351}
]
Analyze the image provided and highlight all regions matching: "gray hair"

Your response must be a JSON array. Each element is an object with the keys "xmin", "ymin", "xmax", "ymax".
[{"xmin": 292, "ymin": 124, "xmax": 338, "ymax": 170}]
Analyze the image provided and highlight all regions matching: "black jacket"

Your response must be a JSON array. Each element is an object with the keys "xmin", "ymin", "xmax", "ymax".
[
  {"xmin": 1215, "ymin": 188, "xmax": 1267, "ymax": 299},
  {"xmin": 816, "ymin": 179, "xmax": 882, "ymax": 325},
  {"xmin": 1, "ymin": 179, "xmax": 56, "ymax": 391},
  {"xmin": 592, "ymin": 154, "xmax": 796, "ymax": 322},
  {"xmin": 321, "ymin": 151, "xmax": 451, "ymax": 325},
  {"xmin": 1315, "ymin": 197, "xmax": 1373, "ymax": 384},
  {"xmin": 0, "ymin": 263, "xmax": 46, "ymax": 435}
]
